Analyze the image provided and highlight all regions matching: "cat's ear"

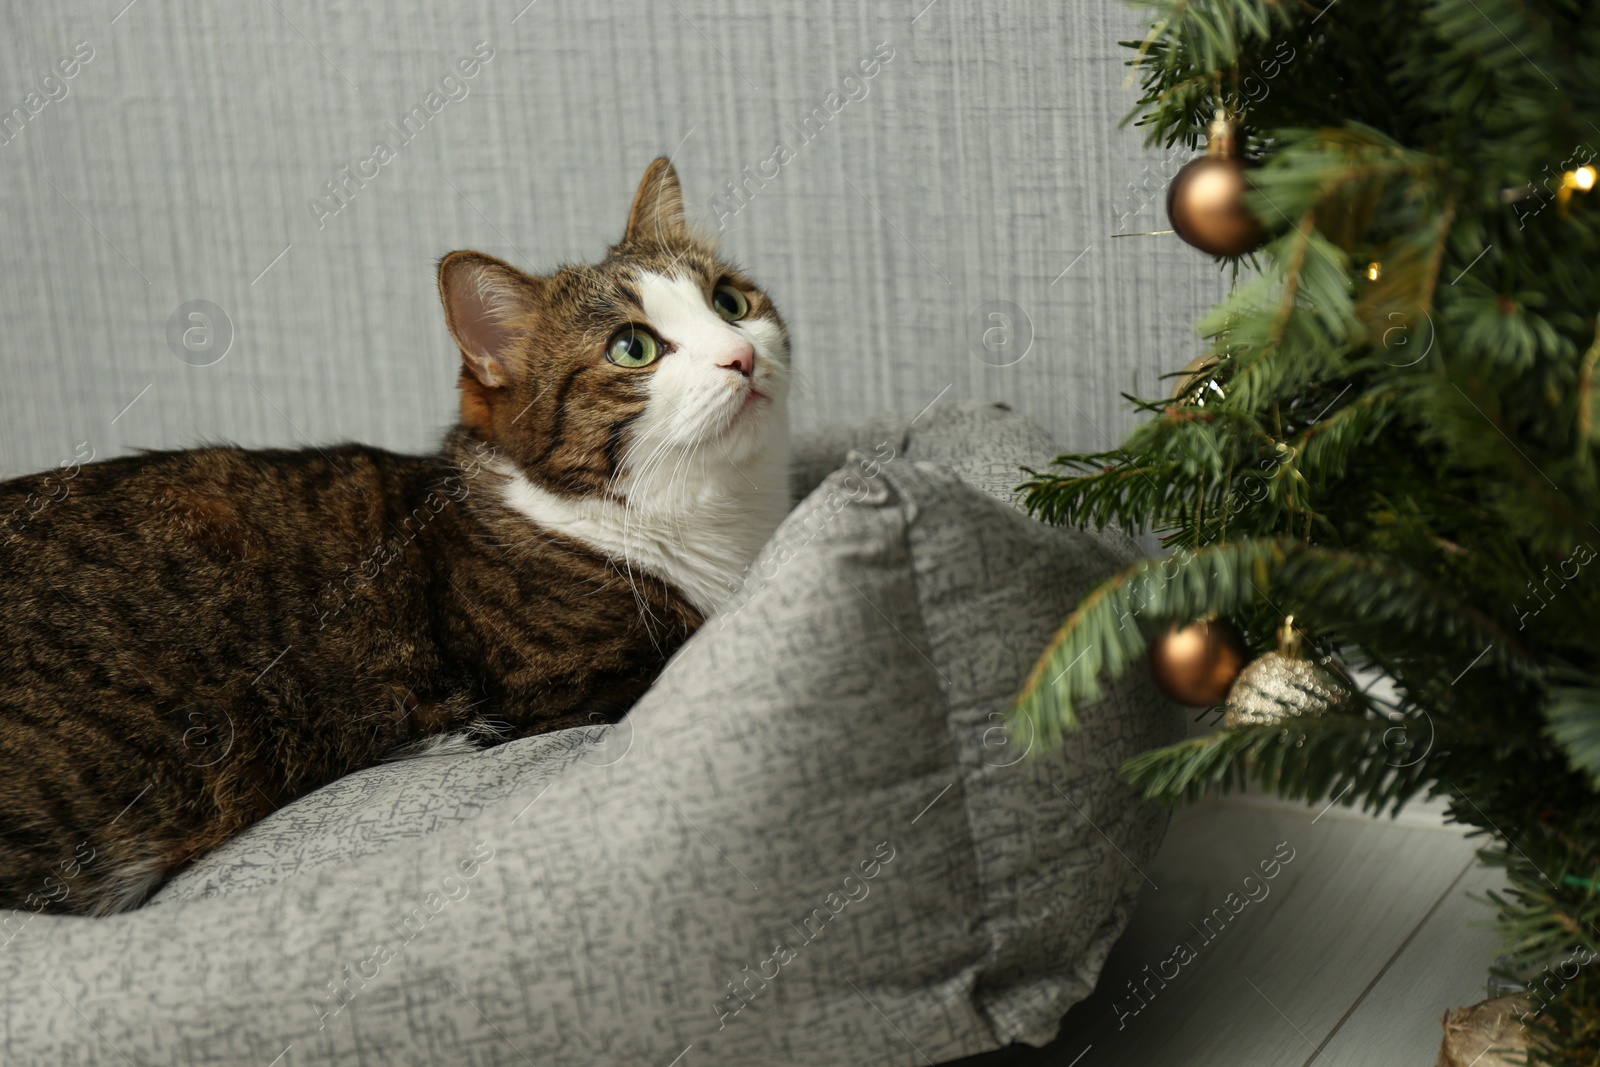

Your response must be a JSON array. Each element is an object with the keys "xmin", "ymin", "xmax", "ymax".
[
  {"xmin": 438, "ymin": 251, "xmax": 540, "ymax": 388},
  {"xmin": 625, "ymin": 157, "xmax": 689, "ymax": 244}
]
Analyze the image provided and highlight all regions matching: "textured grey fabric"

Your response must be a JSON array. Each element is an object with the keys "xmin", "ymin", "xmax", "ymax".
[
  {"xmin": 0, "ymin": 0, "xmax": 1226, "ymax": 483},
  {"xmin": 792, "ymin": 400, "xmax": 1142, "ymax": 557},
  {"xmin": 792, "ymin": 401, "xmax": 1048, "ymax": 507},
  {"xmin": 147, "ymin": 727, "xmax": 609, "ymax": 905},
  {"xmin": 0, "ymin": 403, "xmax": 1182, "ymax": 1065}
]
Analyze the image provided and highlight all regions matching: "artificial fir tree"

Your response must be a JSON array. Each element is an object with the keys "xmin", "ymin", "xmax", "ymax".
[{"xmin": 1013, "ymin": 1, "xmax": 1600, "ymax": 1058}]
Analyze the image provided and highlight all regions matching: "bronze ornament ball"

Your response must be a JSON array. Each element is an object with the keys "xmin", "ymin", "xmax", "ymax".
[
  {"xmin": 1166, "ymin": 155, "xmax": 1267, "ymax": 258},
  {"xmin": 1149, "ymin": 619, "xmax": 1249, "ymax": 707}
]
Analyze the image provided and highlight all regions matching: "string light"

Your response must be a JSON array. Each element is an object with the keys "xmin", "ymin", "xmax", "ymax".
[
  {"xmin": 1366, "ymin": 262, "xmax": 1382, "ymax": 282},
  {"xmin": 1554, "ymin": 165, "xmax": 1597, "ymax": 214}
]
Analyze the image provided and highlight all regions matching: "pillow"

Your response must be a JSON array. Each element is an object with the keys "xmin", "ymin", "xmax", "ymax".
[
  {"xmin": 0, "ymin": 402, "xmax": 1181, "ymax": 1066},
  {"xmin": 147, "ymin": 726, "xmax": 613, "ymax": 903},
  {"xmin": 792, "ymin": 399, "xmax": 1070, "ymax": 507}
]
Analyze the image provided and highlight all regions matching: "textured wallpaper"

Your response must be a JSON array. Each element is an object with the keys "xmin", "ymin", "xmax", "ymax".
[{"xmin": 0, "ymin": 0, "xmax": 1227, "ymax": 478}]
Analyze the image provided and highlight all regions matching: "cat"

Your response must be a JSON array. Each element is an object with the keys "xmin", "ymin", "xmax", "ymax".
[{"xmin": 0, "ymin": 158, "xmax": 792, "ymax": 917}]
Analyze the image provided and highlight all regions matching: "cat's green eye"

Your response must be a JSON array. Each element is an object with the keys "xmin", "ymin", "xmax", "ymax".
[
  {"xmin": 606, "ymin": 327, "xmax": 661, "ymax": 368},
  {"xmin": 712, "ymin": 285, "xmax": 750, "ymax": 322}
]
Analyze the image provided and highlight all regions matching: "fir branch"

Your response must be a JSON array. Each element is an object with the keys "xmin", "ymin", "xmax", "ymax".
[
  {"xmin": 1010, "ymin": 537, "xmax": 1531, "ymax": 744},
  {"xmin": 1119, "ymin": 714, "xmax": 1434, "ymax": 815},
  {"xmin": 1545, "ymin": 685, "xmax": 1600, "ymax": 790}
]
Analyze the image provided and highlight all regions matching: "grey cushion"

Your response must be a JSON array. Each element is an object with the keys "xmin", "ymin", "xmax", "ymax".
[
  {"xmin": 794, "ymin": 400, "xmax": 1058, "ymax": 508},
  {"xmin": 147, "ymin": 726, "xmax": 612, "ymax": 904},
  {"xmin": 0, "ymin": 401, "xmax": 1181, "ymax": 1066}
]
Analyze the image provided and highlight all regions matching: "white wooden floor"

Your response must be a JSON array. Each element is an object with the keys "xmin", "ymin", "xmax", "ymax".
[{"xmin": 952, "ymin": 789, "xmax": 1503, "ymax": 1066}]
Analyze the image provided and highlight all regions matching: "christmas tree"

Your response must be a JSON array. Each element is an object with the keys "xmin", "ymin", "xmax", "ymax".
[{"xmin": 1013, "ymin": 0, "xmax": 1600, "ymax": 1058}]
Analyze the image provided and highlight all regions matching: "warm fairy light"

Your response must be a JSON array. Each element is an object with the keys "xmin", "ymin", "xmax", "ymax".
[
  {"xmin": 1573, "ymin": 165, "xmax": 1598, "ymax": 192},
  {"xmin": 1366, "ymin": 262, "xmax": 1382, "ymax": 281}
]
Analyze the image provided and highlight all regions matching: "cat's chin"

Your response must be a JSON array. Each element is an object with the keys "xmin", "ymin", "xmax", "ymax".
[
  {"xmin": 741, "ymin": 387, "xmax": 770, "ymax": 410},
  {"xmin": 732, "ymin": 388, "xmax": 772, "ymax": 426},
  {"xmin": 711, "ymin": 391, "xmax": 785, "ymax": 464}
]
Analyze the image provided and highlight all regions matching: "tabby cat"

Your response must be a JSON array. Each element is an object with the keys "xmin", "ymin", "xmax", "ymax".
[{"xmin": 0, "ymin": 159, "xmax": 791, "ymax": 916}]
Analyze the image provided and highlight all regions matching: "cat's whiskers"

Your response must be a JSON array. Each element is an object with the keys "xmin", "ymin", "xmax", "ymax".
[
  {"xmin": 662, "ymin": 440, "xmax": 708, "ymax": 551},
  {"xmin": 596, "ymin": 441, "xmax": 663, "ymax": 641},
  {"xmin": 610, "ymin": 426, "xmax": 739, "ymax": 622},
  {"xmin": 615, "ymin": 439, "xmax": 685, "ymax": 643}
]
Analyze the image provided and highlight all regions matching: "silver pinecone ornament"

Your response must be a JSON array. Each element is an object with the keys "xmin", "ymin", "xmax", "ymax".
[{"xmin": 1224, "ymin": 617, "xmax": 1349, "ymax": 727}]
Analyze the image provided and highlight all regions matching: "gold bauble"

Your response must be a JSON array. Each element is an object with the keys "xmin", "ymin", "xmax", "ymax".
[
  {"xmin": 1167, "ymin": 111, "xmax": 1266, "ymax": 258},
  {"xmin": 1222, "ymin": 652, "xmax": 1348, "ymax": 727},
  {"xmin": 1171, "ymin": 353, "xmax": 1222, "ymax": 404},
  {"xmin": 1149, "ymin": 619, "xmax": 1248, "ymax": 707}
]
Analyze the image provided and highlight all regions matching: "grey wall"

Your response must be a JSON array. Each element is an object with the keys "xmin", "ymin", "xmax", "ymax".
[{"xmin": 0, "ymin": 0, "xmax": 1225, "ymax": 479}]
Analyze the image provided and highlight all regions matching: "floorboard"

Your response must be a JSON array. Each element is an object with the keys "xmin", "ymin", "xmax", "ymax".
[
  {"xmin": 1316, "ymin": 861, "xmax": 1507, "ymax": 1066},
  {"xmin": 947, "ymin": 796, "xmax": 1500, "ymax": 1066}
]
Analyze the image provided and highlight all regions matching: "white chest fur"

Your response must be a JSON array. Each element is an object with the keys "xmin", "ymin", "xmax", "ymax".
[{"xmin": 490, "ymin": 430, "xmax": 790, "ymax": 617}]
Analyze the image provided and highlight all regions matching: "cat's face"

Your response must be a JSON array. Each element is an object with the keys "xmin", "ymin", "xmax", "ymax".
[{"xmin": 438, "ymin": 159, "xmax": 789, "ymax": 503}]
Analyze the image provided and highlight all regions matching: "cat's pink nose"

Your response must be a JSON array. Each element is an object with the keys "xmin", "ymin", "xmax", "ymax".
[{"xmin": 718, "ymin": 343, "xmax": 755, "ymax": 378}]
